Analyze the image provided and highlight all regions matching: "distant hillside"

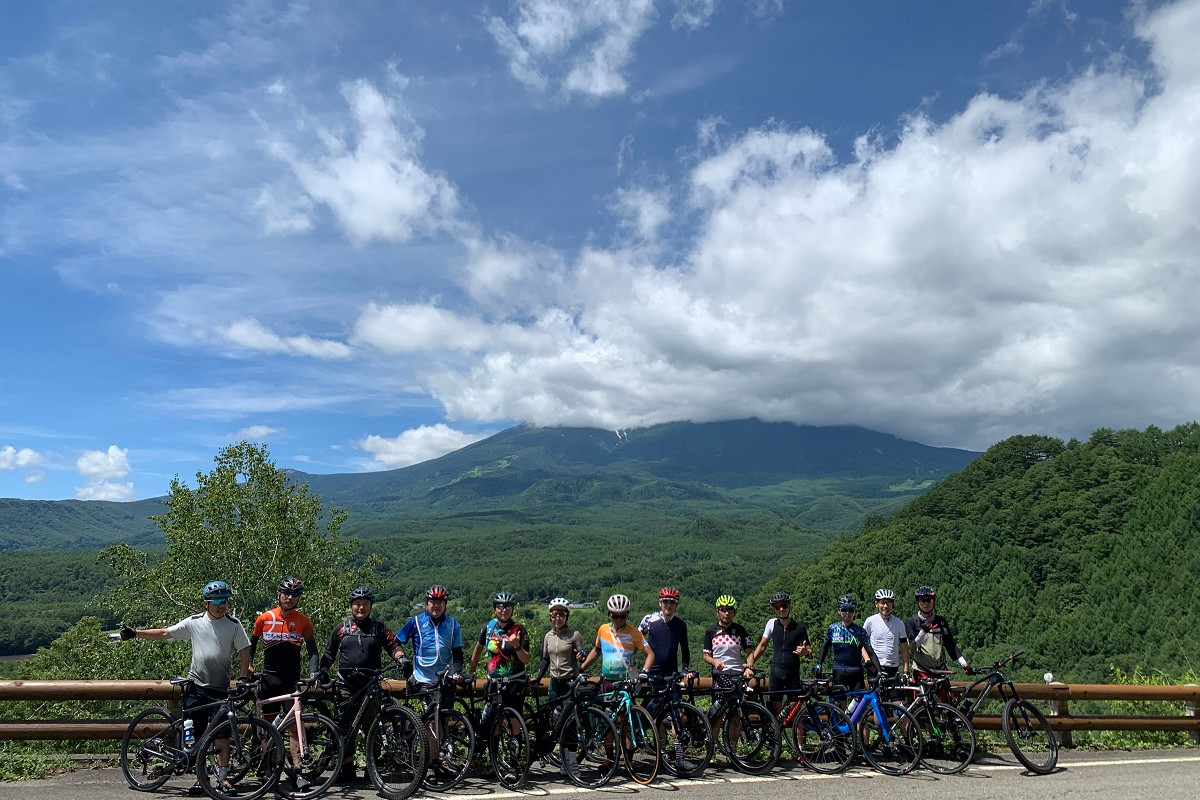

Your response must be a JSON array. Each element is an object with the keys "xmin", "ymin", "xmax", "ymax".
[
  {"xmin": 0, "ymin": 420, "xmax": 978, "ymax": 551},
  {"xmin": 749, "ymin": 423, "xmax": 1200, "ymax": 682}
]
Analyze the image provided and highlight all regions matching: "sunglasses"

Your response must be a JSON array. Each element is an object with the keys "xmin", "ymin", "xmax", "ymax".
[
  {"xmin": 280, "ymin": 590, "xmax": 302, "ymax": 597},
  {"xmin": 773, "ymin": 603, "xmax": 790, "ymax": 610},
  {"xmin": 838, "ymin": 607, "xmax": 857, "ymax": 613},
  {"xmin": 495, "ymin": 603, "xmax": 515, "ymax": 609},
  {"xmin": 717, "ymin": 606, "xmax": 736, "ymax": 613},
  {"xmin": 660, "ymin": 598, "xmax": 678, "ymax": 604},
  {"xmin": 550, "ymin": 610, "xmax": 568, "ymax": 617},
  {"xmin": 610, "ymin": 613, "xmax": 628, "ymax": 620},
  {"xmin": 917, "ymin": 597, "xmax": 935, "ymax": 602}
]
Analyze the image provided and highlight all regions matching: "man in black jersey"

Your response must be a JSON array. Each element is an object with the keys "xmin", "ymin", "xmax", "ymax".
[{"xmin": 746, "ymin": 591, "xmax": 811, "ymax": 714}]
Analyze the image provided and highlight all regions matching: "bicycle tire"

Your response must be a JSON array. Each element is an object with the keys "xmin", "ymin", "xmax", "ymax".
[
  {"xmin": 860, "ymin": 701, "xmax": 923, "ymax": 776},
  {"xmin": 422, "ymin": 708, "xmax": 475, "ymax": 791},
  {"xmin": 195, "ymin": 715, "xmax": 285, "ymax": 800},
  {"xmin": 276, "ymin": 712, "xmax": 344, "ymax": 799},
  {"xmin": 1001, "ymin": 698, "xmax": 1058, "ymax": 774},
  {"xmin": 559, "ymin": 706, "xmax": 620, "ymax": 788},
  {"xmin": 722, "ymin": 700, "xmax": 780, "ymax": 775},
  {"xmin": 619, "ymin": 704, "xmax": 660, "ymax": 784},
  {"xmin": 488, "ymin": 705, "xmax": 531, "ymax": 789},
  {"xmin": 793, "ymin": 701, "xmax": 855, "ymax": 774},
  {"xmin": 915, "ymin": 701, "xmax": 976, "ymax": 775},
  {"xmin": 120, "ymin": 706, "xmax": 181, "ymax": 791},
  {"xmin": 656, "ymin": 701, "xmax": 714, "ymax": 778},
  {"xmin": 366, "ymin": 704, "xmax": 429, "ymax": 800}
]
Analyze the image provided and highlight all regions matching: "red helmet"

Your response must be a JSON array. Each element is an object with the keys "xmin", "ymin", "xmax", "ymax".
[
  {"xmin": 426, "ymin": 585, "xmax": 449, "ymax": 601},
  {"xmin": 659, "ymin": 586, "xmax": 680, "ymax": 600}
]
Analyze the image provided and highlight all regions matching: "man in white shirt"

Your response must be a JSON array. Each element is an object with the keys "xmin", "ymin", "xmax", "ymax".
[{"xmin": 862, "ymin": 588, "xmax": 909, "ymax": 697}]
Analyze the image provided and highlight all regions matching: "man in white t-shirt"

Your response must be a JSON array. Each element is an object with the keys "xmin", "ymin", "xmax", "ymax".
[{"xmin": 862, "ymin": 588, "xmax": 908, "ymax": 697}]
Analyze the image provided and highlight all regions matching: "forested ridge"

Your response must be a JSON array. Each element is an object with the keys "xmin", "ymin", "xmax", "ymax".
[{"xmin": 751, "ymin": 424, "xmax": 1200, "ymax": 681}]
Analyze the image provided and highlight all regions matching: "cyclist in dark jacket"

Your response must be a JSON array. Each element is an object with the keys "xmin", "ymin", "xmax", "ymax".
[
  {"xmin": 320, "ymin": 587, "xmax": 405, "ymax": 781},
  {"xmin": 904, "ymin": 585, "xmax": 969, "ymax": 676}
]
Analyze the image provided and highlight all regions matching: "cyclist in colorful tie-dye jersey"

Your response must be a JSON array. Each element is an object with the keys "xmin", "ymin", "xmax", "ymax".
[{"xmin": 469, "ymin": 591, "xmax": 531, "ymax": 709}]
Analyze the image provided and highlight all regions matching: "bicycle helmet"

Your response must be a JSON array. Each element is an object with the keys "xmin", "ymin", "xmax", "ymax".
[
  {"xmin": 715, "ymin": 594, "xmax": 738, "ymax": 609},
  {"xmin": 606, "ymin": 594, "xmax": 631, "ymax": 613},
  {"xmin": 836, "ymin": 594, "xmax": 857, "ymax": 611},
  {"xmin": 493, "ymin": 591, "xmax": 517, "ymax": 606},
  {"xmin": 202, "ymin": 580, "xmax": 231, "ymax": 601},
  {"xmin": 548, "ymin": 597, "xmax": 570, "ymax": 612},
  {"xmin": 278, "ymin": 577, "xmax": 304, "ymax": 595},
  {"xmin": 348, "ymin": 587, "xmax": 375, "ymax": 603},
  {"xmin": 659, "ymin": 586, "xmax": 681, "ymax": 600},
  {"xmin": 769, "ymin": 591, "xmax": 791, "ymax": 606},
  {"xmin": 914, "ymin": 585, "xmax": 936, "ymax": 599},
  {"xmin": 426, "ymin": 585, "xmax": 449, "ymax": 601},
  {"xmin": 874, "ymin": 588, "xmax": 894, "ymax": 601}
]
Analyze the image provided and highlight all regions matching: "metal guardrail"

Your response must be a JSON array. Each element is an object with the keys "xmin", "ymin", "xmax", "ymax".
[{"xmin": 1, "ymin": 678, "xmax": 1197, "ymax": 742}]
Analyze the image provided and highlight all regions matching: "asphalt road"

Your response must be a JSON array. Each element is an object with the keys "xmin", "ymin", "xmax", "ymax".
[{"xmin": 3, "ymin": 749, "xmax": 1198, "ymax": 800}]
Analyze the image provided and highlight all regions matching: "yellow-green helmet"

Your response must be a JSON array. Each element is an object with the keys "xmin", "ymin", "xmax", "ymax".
[{"xmin": 715, "ymin": 594, "xmax": 737, "ymax": 609}]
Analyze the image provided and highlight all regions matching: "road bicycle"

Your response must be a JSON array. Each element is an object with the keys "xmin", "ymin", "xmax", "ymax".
[
  {"xmin": 763, "ymin": 677, "xmax": 856, "ymax": 774},
  {"xmin": 951, "ymin": 650, "xmax": 1058, "ymax": 774},
  {"xmin": 641, "ymin": 671, "xmax": 715, "ymax": 778},
  {"xmin": 326, "ymin": 666, "xmax": 429, "ymax": 799},
  {"xmin": 825, "ymin": 673, "xmax": 924, "ymax": 776},
  {"xmin": 458, "ymin": 675, "xmax": 532, "ymax": 789},
  {"xmin": 250, "ymin": 676, "xmax": 344, "ymax": 798},
  {"xmin": 525, "ymin": 674, "xmax": 621, "ymax": 788},
  {"xmin": 596, "ymin": 675, "xmax": 661, "ymax": 784},
  {"xmin": 704, "ymin": 671, "xmax": 781, "ymax": 775},
  {"xmin": 402, "ymin": 669, "xmax": 475, "ymax": 791},
  {"xmin": 120, "ymin": 676, "xmax": 285, "ymax": 800},
  {"xmin": 898, "ymin": 671, "xmax": 976, "ymax": 774}
]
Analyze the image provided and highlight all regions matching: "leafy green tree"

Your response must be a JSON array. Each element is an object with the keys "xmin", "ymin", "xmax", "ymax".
[{"xmin": 100, "ymin": 441, "xmax": 373, "ymax": 656}]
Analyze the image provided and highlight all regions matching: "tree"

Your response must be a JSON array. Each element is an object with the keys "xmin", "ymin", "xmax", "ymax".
[{"xmin": 101, "ymin": 441, "xmax": 373, "ymax": 645}]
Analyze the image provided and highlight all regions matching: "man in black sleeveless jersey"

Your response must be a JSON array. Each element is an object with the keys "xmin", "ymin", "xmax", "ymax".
[{"xmin": 746, "ymin": 591, "xmax": 811, "ymax": 714}]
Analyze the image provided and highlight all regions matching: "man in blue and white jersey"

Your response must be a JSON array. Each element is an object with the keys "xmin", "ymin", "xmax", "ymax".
[{"xmin": 397, "ymin": 585, "xmax": 464, "ymax": 708}]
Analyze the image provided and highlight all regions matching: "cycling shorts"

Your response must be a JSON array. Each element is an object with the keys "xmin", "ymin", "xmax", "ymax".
[
  {"xmin": 768, "ymin": 666, "xmax": 800, "ymax": 694},
  {"xmin": 183, "ymin": 684, "xmax": 230, "ymax": 741}
]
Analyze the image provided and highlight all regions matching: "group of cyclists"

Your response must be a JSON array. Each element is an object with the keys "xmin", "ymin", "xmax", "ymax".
[{"xmin": 120, "ymin": 578, "xmax": 972, "ymax": 792}]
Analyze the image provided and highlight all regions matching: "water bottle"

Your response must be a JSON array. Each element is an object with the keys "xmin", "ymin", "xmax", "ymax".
[
  {"xmin": 182, "ymin": 718, "xmax": 195, "ymax": 751},
  {"xmin": 846, "ymin": 698, "xmax": 858, "ymax": 714}
]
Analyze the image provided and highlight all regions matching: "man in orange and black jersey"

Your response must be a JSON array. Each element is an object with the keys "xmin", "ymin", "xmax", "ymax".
[{"xmin": 250, "ymin": 577, "xmax": 320, "ymax": 713}]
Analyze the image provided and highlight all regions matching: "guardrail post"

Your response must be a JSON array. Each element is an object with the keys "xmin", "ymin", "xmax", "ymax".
[
  {"xmin": 1186, "ymin": 685, "xmax": 1198, "ymax": 746},
  {"xmin": 1046, "ymin": 675, "xmax": 1072, "ymax": 748}
]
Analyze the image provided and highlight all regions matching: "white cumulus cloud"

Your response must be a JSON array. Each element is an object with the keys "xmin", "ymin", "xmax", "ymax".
[
  {"xmin": 75, "ymin": 481, "xmax": 136, "ymax": 501},
  {"xmin": 358, "ymin": 424, "xmax": 491, "ymax": 468},
  {"xmin": 0, "ymin": 445, "xmax": 43, "ymax": 470},
  {"xmin": 76, "ymin": 445, "xmax": 131, "ymax": 479}
]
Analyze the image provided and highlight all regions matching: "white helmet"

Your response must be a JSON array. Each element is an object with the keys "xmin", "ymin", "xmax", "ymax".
[
  {"xmin": 606, "ymin": 594, "xmax": 631, "ymax": 613},
  {"xmin": 874, "ymin": 588, "xmax": 895, "ymax": 601},
  {"xmin": 548, "ymin": 597, "xmax": 570, "ymax": 612}
]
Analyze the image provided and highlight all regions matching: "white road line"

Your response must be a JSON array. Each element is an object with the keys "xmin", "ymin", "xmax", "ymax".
[{"xmin": 467, "ymin": 754, "xmax": 1200, "ymax": 800}]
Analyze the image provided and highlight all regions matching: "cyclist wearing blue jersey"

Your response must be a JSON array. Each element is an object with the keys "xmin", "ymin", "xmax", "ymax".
[
  {"xmin": 397, "ymin": 585, "xmax": 464, "ymax": 706},
  {"xmin": 813, "ymin": 595, "xmax": 880, "ymax": 692},
  {"xmin": 638, "ymin": 586, "xmax": 693, "ymax": 678}
]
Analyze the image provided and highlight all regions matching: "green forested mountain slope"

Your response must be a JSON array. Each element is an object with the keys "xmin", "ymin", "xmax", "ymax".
[{"xmin": 750, "ymin": 425, "xmax": 1200, "ymax": 681}]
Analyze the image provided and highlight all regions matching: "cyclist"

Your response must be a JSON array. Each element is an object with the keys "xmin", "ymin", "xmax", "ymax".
[
  {"xmin": 533, "ymin": 597, "xmax": 586, "ymax": 702},
  {"xmin": 637, "ymin": 586, "xmax": 692, "ymax": 678},
  {"xmin": 250, "ymin": 577, "xmax": 320, "ymax": 792},
  {"xmin": 862, "ymin": 588, "xmax": 908, "ymax": 700},
  {"xmin": 703, "ymin": 594, "xmax": 753, "ymax": 754},
  {"xmin": 812, "ymin": 594, "xmax": 881, "ymax": 693},
  {"xmin": 120, "ymin": 580, "xmax": 251, "ymax": 795},
  {"xmin": 319, "ymin": 587, "xmax": 406, "ymax": 782},
  {"xmin": 581, "ymin": 594, "xmax": 656, "ymax": 689},
  {"xmin": 397, "ymin": 585, "xmax": 464, "ymax": 705},
  {"xmin": 746, "ymin": 591, "xmax": 811, "ymax": 714},
  {"xmin": 904, "ymin": 585, "xmax": 969, "ymax": 677},
  {"xmin": 468, "ymin": 591, "xmax": 532, "ymax": 711}
]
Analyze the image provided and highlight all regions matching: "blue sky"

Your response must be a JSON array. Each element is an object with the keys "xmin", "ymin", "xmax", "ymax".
[{"xmin": 3, "ymin": 0, "xmax": 1198, "ymax": 501}]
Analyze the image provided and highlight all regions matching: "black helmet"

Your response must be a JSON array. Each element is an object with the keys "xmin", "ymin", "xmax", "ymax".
[
  {"xmin": 426, "ymin": 585, "xmax": 449, "ymax": 601},
  {"xmin": 915, "ymin": 585, "xmax": 936, "ymax": 599},
  {"xmin": 349, "ymin": 587, "xmax": 375, "ymax": 603},
  {"xmin": 493, "ymin": 591, "xmax": 516, "ymax": 606},
  {"xmin": 769, "ymin": 591, "xmax": 791, "ymax": 606},
  {"xmin": 278, "ymin": 577, "xmax": 304, "ymax": 595},
  {"xmin": 836, "ymin": 594, "xmax": 857, "ymax": 611}
]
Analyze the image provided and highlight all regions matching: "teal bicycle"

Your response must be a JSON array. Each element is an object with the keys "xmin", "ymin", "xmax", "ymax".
[{"xmin": 596, "ymin": 676, "xmax": 661, "ymax": 784}]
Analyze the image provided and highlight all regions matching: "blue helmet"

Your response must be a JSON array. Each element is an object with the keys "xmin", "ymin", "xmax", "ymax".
[{"xmin": 203, "ymin": 580, "xmax": 232, "ymax": 601}]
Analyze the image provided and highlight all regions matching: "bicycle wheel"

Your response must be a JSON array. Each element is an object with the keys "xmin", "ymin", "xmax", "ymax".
[
  {"xmin": 619, "ymin": 705, "xmax": 660, "ymax": 784},
  {"xmin": 721, "ymin": 700, "xmax": 780, "ymax": 775},
  {"xmin": 196, "ymin": 716, "xmax": 285, "ymax": 800},
  {"xmin": 793, "ymin": 701, "xmax": 855, "ymax": 774},
  {"xmin": 276, "ymin": 712, "xmax": 344, "ymax": 799},
  {"xmin": 1001, "ymin": 698, "xmax": 1058, "ymax": 774},
  {"xmin": 423, "ymin": 708, "xmax": 475, "ymax": 791},
  {"xmin": 656, "ymin": 701, "xmax": 714, "ymax": 778},
  {"xmin": 915, "ymin": 701, "xmax": 976, "ymax": 775},
  {"xmin": 120, "ymin": 706, "xmax": 181, "ymax": 791},
  {"xmin": 559, "ymin": 706, "xmax": 620, "ymax": 788},
  {"xmin": 366, "ymin": 704, "xmax": 429, "ymax": 800},
  {"xmin": 860, "ymin": 702, "xmax": 923, "ymax": 776},
  {"xmin": 488, "ymin": 706, "xmax": 531, "ymax": 789}
]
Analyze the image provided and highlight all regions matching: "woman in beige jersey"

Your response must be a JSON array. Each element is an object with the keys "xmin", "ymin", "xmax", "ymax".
[{"xmin": 534, "ymin": 597, "xmax": 586, "ymax": 701}]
